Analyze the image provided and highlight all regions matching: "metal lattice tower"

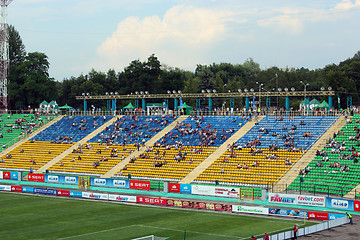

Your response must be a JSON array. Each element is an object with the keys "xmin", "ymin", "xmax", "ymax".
[{"xmin": 0, "ymin": 0, "xmax": 12, "ymax": 109}]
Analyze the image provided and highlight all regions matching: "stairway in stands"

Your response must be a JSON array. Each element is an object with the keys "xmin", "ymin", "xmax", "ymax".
[
  {"xmin": 36, "ymin": 115, "xmax": 119, "ymax": 173},
  {"xmin": 101, "ymin": 115, "xmax": 188, "ymax": 178},
  {"xmin": 273, "ymin": 116, "xmax": 346, "ymax": 192},
  {"xmin": 179, "ymin": 117, "xmax": 262, "ymax": 184}
]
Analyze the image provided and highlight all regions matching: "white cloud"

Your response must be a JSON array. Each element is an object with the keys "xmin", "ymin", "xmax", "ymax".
[
  {"xmin": 96, "ymin": 5, "xmax": 244, "ymax": 70},
  {"xmin": 335, "ymin": 0, "xmax": 360, "ymax": 10}
]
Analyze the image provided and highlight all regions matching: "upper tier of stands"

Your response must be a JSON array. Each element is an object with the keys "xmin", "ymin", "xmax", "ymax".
[
  {"xmin": 288, "ymin": 114, "xmax": 360, "ymax": 196},
  {"xmin": 156, "ymin": 116, "xmax": 249, "ymax": 147},
  {"xmin": 32, "ymin": 116, "xmax": 111, "ymax": 142},
  {"xmin": 236, "ymin": 116, "xmax": 338, "ymax": 150},
  {"xmin": 0, "ymin": 113, "xmax": 54, "ymax": 149},
  {"xmin": 88, "ymin": 115, "xmax": 176, "ymax": 144}
]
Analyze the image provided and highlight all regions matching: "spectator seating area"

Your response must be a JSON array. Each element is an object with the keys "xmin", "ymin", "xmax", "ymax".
[
  {"xmin": 32, "ymin": 115, "xmax": 111, "ymax": 142},
  {"xmin": 195, "ymin": 148, "xmax": 303, "ymax": 186},
  {"xmin": 237, "ymin": 116, "xmax": 338, "ymax": 150},
  {"xmin": 119, "ymin": 146, "xmax": 217, "ymax": 180},
  {"xmin": 0, "ymin": 115, "xmax": 111, "ymax": 171},
  {"xmin": 0, "ymin": 113, "xmax": 54, "ymax": 150},
  {"xmin": 88, "ymin": 115, "xmax": 175, "ymax": 145},
  {"xmin": 117, "ymin": 116, "xmax": 249, "ymax": 180},
  {"xmin": 0, "ymin": 141, "xmax": 70, "ymax": 171},
  {"xmin": 288, "ymin": 114, "xmax": 360, "ymax": 196},
  {"xmin": 194, "ymin": 116, "xmax": 338, "ymax": 186},
  {"xmin": 157, "ymin": 116, "xmax": 249, "ymax": 146},
  {"xmin": 48, "ymin": 143, "xmax": 136, "ymax": 175}
]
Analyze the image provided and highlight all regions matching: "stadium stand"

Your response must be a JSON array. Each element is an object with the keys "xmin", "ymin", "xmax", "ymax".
[
  {"xmin": 0, "ymin": 113, "xmax": 54, "ymax": 150},
  {"xmin": 116, "ymin": 116, "xmax": 249, "ymax": 181},
  {"xmin": 0, "ymin": 115, "xmax": 111, "ymax": 171},
  {"xmin": 288, "ymin": 114, "xmax": 360, "ymax": 196},
  {"xmin": 194, "ymin": 116, "xmax": 338, "ymax": 186}
]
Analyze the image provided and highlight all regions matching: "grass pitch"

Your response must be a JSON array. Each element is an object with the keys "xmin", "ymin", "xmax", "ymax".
[{"xmin": 0, "ymin": 192, "xmax": 314, "ymax": 240}]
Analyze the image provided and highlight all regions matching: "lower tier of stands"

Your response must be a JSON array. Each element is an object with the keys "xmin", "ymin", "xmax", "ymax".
[
  {"xmin": 195, "ymin": 148, "xmax": 304, "ymax": 186},
  {"xmin": 0, "ymin": 141, "xmax": 72, "ymax": 171},
  {"xmin": 119, "ymin": 146, "xmax": 217, "ymax": 180},
  {"xmin": 48, "ymin": 143, "xmax": 136, "ymax": 175}
]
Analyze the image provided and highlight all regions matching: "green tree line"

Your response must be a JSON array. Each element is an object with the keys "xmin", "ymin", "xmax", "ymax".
[{"xmin": 7, "ymin": 25, "xmax": 360, "ymax": 110}]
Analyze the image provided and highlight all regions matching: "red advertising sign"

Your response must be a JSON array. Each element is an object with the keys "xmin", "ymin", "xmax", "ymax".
[
  {"xmin": 354, "ymin": 200, "xmax": 360, "ymax": 212},
  {"xmin": 206, "ymin": 203, "xmax": 215, "ymax": 210},
  {"xmin": 11, "ymin": 186, "xmax": 22, "ymax": 192},
  {"xmin": 308, "ymin": 211, "xmax": 329, "ymax": 220},
  {"xmin": 169, "ymin": 183, "xmax": 180, "ymax": 193},
  {"xmin": 173, "ymin": 200, "xmax": 182, "ymax": 207},
  {"xmin": 28, "ymin": 173, "xmax": 45, "ymax": 182},
  {"xmin": 3, "ymin": 171, "xmax": 10, "ymax": 179},
  {"xmin": 167, "ymin": 199, "xmax": 175, "ymax": 206},
  {"xmin": 214, "ymin": 203, "xmax": 224, "ymax": 211},
  {"xmin": 57, "ymin": 190, "xmax": 70, "ymax": 196},
  {"xmin": 197, "ymin": 202, "xmax": 207, "ymax": 209},
  {"xmin": 130, "ymin": 180, "xmax": 150, "ymax": 190},
  {"xmin": 136, "ymin": 196, "xmax": 167, "ymax": 205},
  {"xmin": 182, "ymin": 201, "xmax": 192, "ymax": 208}
]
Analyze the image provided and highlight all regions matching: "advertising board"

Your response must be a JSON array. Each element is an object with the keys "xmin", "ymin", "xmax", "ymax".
[
  {"xmin": 169, "ymin": 183, "xmax": 180, "ymax": 193},
  {"xmin": 90, "ymin": 178, "xmax": 129, "ymax": 188},
  {"xmin": 82, "ymin": 192, "xmax": 109, "ymax": 200},
  {"xmin": 268, "ymin": 193, "xmax": 326, "ymax": 207},
  {"xmin": 329, "ymin": 213, "xmax": 346, "ymax": 220},
  {"xmin": 22, "ymin": 186, "xmax": 34, "ymax": 193},
  {"xmin": 108, "ymin": 194, "xmax": 137, "ymax": 202},
  {"xmin": 10, "ymin": 172, "xmax": 18, "ymax": 180},
  {"xmin": 326, "ymin": 197, "xmax": 354, "ymax": 211},
  {"xmin": 0, "ymin": 184, "xmax": 11, "ymax": 191},
  {"xmin": 0, "ymin": 171, "xmax": 2, "ymax": 179},
  {"xmin": 269, "ymin": 208, "xmax": 308, "ymax": 218},
  {"xmin": 137, "ymin": 196, "xmax": 167, "ymax": 205},
  {"xmin": 34, "ymin": 188, "xmax": 57, "ymax": 195},
  {"xmin": 180, "ymin": 184, "xmax": 191, "ymax": 194},
  {"xmin": 69, "ymin": 191, "xmax": 83, "ymax": 198},
  {"xmin": 57, "ymin": 190, "xmax": 70, "ymax": 196},
  {"xmin": 191, "ymin": 185, "xmax": 239, "ymax": 198},
  {"xmin": 232, "ymin": 205, "xmax": 269, "ymax": 215},
  {"xmin": 130, "ymin": 180, "xmax": 150, "ymax": 190},
  {"xmin": 308, "ymin": 211, "xmax": 329, "ymax": 220},
  {"xmin": 11, "ymin": 186, "xmax": 22, "ymax": 192},
  {"xmin": 3, "ymin": 171, "xmax": 10, "ymax": 179},
  {"xmin": 354, "ymin": 200, "xmax": 360, "ymax": 212},
  {"xmin": 28, "ymin": 173, "xmax": 44, "ymax": 182}
]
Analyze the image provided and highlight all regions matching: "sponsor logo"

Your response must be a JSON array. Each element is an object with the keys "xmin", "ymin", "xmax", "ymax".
[
  {"xmin": 331, "ymin": 199, "xmax": 348, "ymax": 209},
  {"xmin": 65, "ymin": 176, "xmax": 77, "ymax": 184},
  {"xmin": 270, "ymin": 194, "xmax": 295, "ymax": 204},
  {"xmin": 47, "ymin": 175, "xmax": 59, "ymax": 182},
  {"xmin": 113, "ymin": 180, "xmax": 126, "ymax": 187},
  {"xmin": 93, "ymin": 178, "xmax": 106, "ymax": 186}
]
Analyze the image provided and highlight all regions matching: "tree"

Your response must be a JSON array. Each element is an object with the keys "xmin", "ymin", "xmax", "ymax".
[{"xmin": 15, "ymin": 52, "xmax": 56, "ymax": 108}]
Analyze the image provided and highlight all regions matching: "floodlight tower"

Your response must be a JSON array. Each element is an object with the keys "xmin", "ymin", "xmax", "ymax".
[{"xmin": 0, "ymin": 0, "xmax": 13, "ymax": 109}]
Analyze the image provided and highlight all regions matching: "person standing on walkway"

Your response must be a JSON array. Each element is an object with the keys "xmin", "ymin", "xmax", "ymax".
[
  {"xmin": 264, "ymin": 232, "xmax": 269, "ymax": 240},
  {"xmin": 293, "ymin": 224, "xmax": 298, "ymax": 239},
  {"xmin": 346, "ymin": 212, "xmax": 353, "ymax": 224}
]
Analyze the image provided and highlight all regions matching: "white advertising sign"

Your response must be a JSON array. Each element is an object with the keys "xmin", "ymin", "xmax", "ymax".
[
  {"xmin": 232, "ymin": 205, "xmax": 269, "ymax": 215},
  {"xmin": 0, "ymin": 184, "xmax": 11, "ymax": 191},
  {"xmin": 108, "ymin": 194, "xmax": 137, "ymax": 202},
  {"xmin": 269, "ymin": 193, "xmax": 326, "ymax": 207},
  {"xmin": 82, "ymin": 192, "xmax": 109, "ymax": 200},
  {"xmin": 191, "ymin": 185, "xmax": 239, "ymax": 198}
]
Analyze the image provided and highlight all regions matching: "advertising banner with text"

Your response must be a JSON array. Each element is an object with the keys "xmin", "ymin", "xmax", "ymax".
[
  {"xmin": 169, "ymin": 183, "xmax": 180, "ymax": 193},
  {"xmin": 0, "ymin": 184, "xmax": 11, "ymax": 191},
  {"xmin": 326, "ymin": 197, "xmax": 354, "ymax": 211},
  {"xmin": 11, "ymin": 186, "xmax": 22, "ymax": 192},
  {"xmin": 108, "ymin": 194, "xmax": 136, "ymax": 202},
  {"xmin": 308, "ymin": 211, "xmax": 329, "ymax": 220},
  {"xmin": 45, "ymin": 175, "xmax": 78, "ymax": 185},
  {"xmin": 191, "ymin": 185, "xmax": 239, "ymax": 198},
  {"xmin": 354, "ymin": 200, "xmax": 360, "ymax": 212},
  {"xmin": 82, "ymin": 192, "xmax": 109, "ymax": 200},
  {"xmin": 136, "ymin": 196, "xmax": 167, "ymax": 205},
  {"xmin": 232, "ymin": 205, "xmax": 269, "ymax": 215},
  {"xmin": 269, "ymin": 208, "xmax": 308, "ymax": 218},
  {"xmin": 130, "ymin": 180, "xmax": 150, "ymax": 190},
  {"xmin": 268, "ymin": 193, "xmax": 326, "ymax": 207},
  {"xmin": 28, "ymin": 173, "xmax": 45, "ymax": 182},
  {"xmin": 90, "ymin": 178, "xmax": 129, "ymax": 188}
]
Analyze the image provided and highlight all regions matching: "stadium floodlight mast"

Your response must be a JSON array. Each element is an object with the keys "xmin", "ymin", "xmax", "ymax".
[
  {"xmin": 300, "ymin": 81, "xmax": 309, "ymax": 115},
  {"xmin": 256, "ymin": 82, "xmax": 264, "ymax": 108},
  {"xmin": 0, "ymin": 0, "xmax": 13, "ymax": 109}
]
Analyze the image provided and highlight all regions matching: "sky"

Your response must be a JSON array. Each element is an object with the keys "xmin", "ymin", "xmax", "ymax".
[{"xmin": 7, "ymin": 0, "xmax": 360, "ymax": 81}]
